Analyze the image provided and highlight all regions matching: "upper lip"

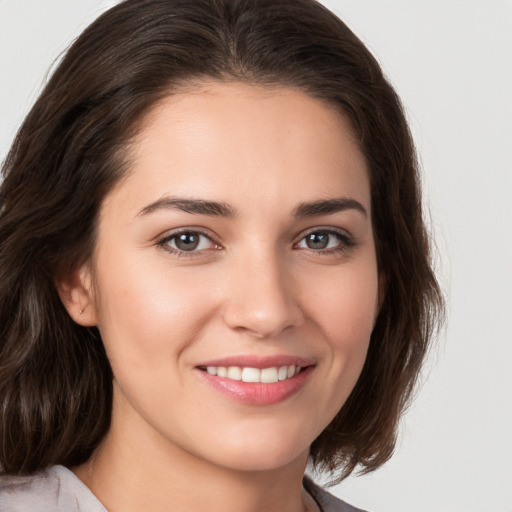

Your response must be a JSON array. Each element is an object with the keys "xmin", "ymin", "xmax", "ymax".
[{"xmin": 196, "ymin": 355, "xmax": 315, "ymax": 369}]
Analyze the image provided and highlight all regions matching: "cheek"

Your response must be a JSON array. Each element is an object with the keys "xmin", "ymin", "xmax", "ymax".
[
  {"xmin": 303, "ymin": 257, "xmax": 379, "ymax": 402},
  {"xmin": 92, "ymin": 251, "xmax": 218, "ymax": 374},
  {"xmin": 312, "ymin": 263, "xmax": 379, "ymax": 346}
]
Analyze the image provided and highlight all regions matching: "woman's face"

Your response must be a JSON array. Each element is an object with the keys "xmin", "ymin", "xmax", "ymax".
[{"xmin": 74, "ymin": 82, "xmax": 380, "ymax": 472}]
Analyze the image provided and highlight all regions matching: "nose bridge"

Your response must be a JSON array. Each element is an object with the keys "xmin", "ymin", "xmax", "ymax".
[{"xmin": 222, "ymin": 244, "xmax": 303, "ymax": 338}]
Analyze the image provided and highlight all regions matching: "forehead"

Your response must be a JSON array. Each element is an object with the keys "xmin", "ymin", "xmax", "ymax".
[
  {"xmin": 109, "ymin": 81, "xmax": 370, "ymax": 216},
  {"xmin": 136, "ymin": 81, "xmax": 362, "ymax": 158}
]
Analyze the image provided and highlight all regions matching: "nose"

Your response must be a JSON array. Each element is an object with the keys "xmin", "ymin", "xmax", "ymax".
[{"xmin": 221, "ymin": 252, "xmax": 304, "ymax": 339}]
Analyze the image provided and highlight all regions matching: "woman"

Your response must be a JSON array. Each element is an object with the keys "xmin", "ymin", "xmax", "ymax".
[{"xmin": 0, "ymin": 1, "xmax": 443, "ymax": 511}]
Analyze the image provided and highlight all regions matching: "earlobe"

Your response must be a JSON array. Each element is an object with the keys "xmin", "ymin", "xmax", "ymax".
[{"xmin": 55, "ymin": 264, "xmax": 98, "ymax": 327}]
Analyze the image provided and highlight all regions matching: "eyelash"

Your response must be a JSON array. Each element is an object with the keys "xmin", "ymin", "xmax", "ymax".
[
  {"xmin": 156, "ymin": 227, "xmax": 356, "ymax": 257},
  {"xmin": 293, "ymin": 228, "xmax": 356, "ymax": 255},
  {"xmin": 156, "ymin": 228, "xmax": 220, "ymax": 257}
]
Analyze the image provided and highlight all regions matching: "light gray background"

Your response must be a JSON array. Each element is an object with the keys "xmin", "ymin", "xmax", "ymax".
[{"xmin": 1, "ymin": 1, "xmax": 511, "ymax": 511}]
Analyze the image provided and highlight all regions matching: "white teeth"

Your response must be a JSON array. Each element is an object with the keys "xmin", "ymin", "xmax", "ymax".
[
  {"xmin": 278, "ymin": 366, "xmax": 288, "ymax": 381},
  {"xmin": 260, "ymin": 367, "xmax": 278, "ymax": 383},
  {"xmin": 241, "ymin": 367, "xmax": 260, "ymax": 383},
  {"xmin": 227, "ymin": 366, "xmax": 242, "ymax": 381},
  {"xmin": 204, "ymin": 365, "xmax": 302, "ymax": 383}
]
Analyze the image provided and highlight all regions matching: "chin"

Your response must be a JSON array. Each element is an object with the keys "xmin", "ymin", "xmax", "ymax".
[{"xmin": 198, "ymin": 430, "xmax": 311, "ymax": 473}]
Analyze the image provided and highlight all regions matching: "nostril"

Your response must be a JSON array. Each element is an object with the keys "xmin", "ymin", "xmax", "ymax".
[{"xmin": 222, "ymin": 297, "xmax": 303, "ymax": 339}]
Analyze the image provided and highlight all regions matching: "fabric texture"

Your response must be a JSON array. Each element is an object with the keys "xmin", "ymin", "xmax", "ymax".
[
  {"xmin": 303, "ymin": 476, "xmax": 368, "ymax": 512},
  {"xmin": 0, "ymin": 466, "xmax": 107, "ymax": 512},
  {"xmin": 0, "ymin": 465, "xmax": 367, "ymax": 512}
]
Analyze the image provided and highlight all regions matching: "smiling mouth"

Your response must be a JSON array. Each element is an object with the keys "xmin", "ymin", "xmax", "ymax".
[
  {"xmin": 198, "ymin": 365, "xmax": 303, "ymax": 383},
  {"xmin": 196, "ymin": 362, "xmax": 313, "ymax": 405}
]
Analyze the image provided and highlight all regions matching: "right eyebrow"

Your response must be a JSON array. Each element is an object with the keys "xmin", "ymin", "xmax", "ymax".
[{"xmin": 136, "ymin": 196, "xmax": 235, "ymax": 218}]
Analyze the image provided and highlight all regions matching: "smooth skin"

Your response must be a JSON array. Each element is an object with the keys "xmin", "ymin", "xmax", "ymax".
[{"xmin": 59, "ymin": 82, "xmax": 380, "ymax": 512}]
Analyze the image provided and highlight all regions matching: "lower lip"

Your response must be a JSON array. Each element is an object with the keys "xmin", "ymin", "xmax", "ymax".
[{"xmin": 196, "ymin": 366, "xmax": 313, "ymax": 405}]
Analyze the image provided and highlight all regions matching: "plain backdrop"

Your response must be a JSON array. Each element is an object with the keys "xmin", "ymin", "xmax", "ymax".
[{"xmin": 1, "ymin": 1, "xmax": 511, "ymax": 511}]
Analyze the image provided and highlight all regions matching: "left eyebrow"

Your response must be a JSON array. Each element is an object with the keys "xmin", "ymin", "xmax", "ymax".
[{"xmin": 293, "ymin": 197, "xmax": 368, "ymax": 218}]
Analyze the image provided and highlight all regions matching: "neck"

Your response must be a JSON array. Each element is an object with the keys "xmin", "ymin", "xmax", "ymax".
[{"xmin": 72, "ymin": 396, "xmax": 313, "ymax": 512}]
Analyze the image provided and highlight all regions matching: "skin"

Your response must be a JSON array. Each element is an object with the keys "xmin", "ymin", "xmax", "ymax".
[{"xmin": 60, "ymin": 82, "xmax": 380, "ymax": 512}]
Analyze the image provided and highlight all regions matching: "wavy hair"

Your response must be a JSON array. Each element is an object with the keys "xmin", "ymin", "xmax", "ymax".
[{"xmin": 0, "ymin": 0, "xmax": 443, "ymax": 480}]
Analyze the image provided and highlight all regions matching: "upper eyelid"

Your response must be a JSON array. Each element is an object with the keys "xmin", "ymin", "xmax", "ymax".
[
  {"xmin": 156, "ymin": 226, "xmax": 219, "ymax": 243},
  {"xmin": 295, "ymin": 226, "xmax": 352, "ymax": 241}
]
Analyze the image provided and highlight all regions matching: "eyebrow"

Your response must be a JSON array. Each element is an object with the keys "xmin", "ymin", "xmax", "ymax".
[
  {"xmin": 137, "ymin": 197, "xmax": 235, "ymax": 217},
  {"xmin": 293, "ymin": 197, "xmax": 367, "ymax": 218},
  {"xmin": 137, "ymin": 195, "xmax": 367, "ymax": 219}
]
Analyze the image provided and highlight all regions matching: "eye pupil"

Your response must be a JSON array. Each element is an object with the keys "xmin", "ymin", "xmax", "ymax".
[
  {"xmin": 175, "ymin": 233, "xmax": 200, "ymax": 251},
  {"xmin": 306, "ymin": 232, "xmax": 329, "ymax": 249}
]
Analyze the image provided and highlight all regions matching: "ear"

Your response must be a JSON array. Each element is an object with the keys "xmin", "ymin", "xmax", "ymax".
[{"xmin": 55, "ymin": 263, "xmax": 98, "ymax": 326}]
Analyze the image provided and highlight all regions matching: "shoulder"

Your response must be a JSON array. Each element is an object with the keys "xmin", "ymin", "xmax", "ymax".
[
  {"xmin": 0, "ymin": 465, "xmax": 106, "ymax": 512},
  {"xmin": 303, "ymin": 476, "xmax": 369, "ymax": 512}
]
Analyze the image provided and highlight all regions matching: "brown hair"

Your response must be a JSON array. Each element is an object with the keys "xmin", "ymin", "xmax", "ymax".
[{"xmin": 0, "ymin": 0, "xmax": 443, "ymax": 480}]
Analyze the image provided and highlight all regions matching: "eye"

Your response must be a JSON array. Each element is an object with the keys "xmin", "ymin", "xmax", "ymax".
[
  {"xmin": 158, "ymin": 230, "xmax": 220, "ymax": 254},
  {"xmin": 295, "ymin": 229, "xmax": 352, "ymax": 252}
]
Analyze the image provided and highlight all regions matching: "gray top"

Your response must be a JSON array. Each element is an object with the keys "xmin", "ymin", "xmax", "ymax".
[
  {"xmin": 0, "ymin": 465, "xmax": 367, "ymax": 512},
  {"xmin": 304, "ymin": 477, "xmax": 368, "ymax": 512},
  {"xmin": 0, "ymin": 466, "xmax": 106, "ymax": 512}
]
